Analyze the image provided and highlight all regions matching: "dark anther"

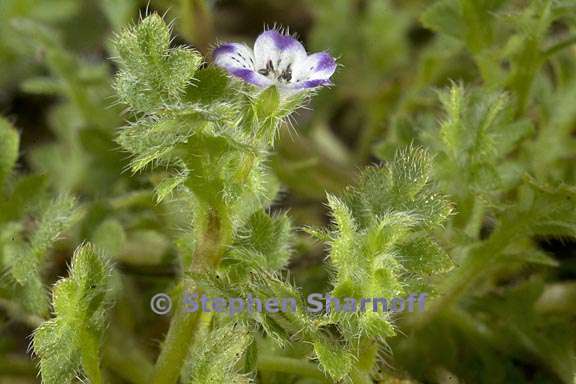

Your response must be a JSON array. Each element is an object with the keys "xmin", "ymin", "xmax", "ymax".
[
  {"xmin": 279, "ymin": 64, "xmax": 292, "ymax": 82},
  {"xmin": 258, "ymin": 60, "xmax": 275, "ymax": 76}
]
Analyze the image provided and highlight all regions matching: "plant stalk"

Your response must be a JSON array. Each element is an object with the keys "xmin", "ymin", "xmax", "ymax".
[{"xmin": 149, "ymin": 205, "xmax": 232, "ymax": 384}]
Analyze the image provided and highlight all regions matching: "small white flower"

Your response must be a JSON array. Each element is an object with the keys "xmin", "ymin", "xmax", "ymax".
[{"xmin": 213, "ymin": 29, "xmax": 336, "ymax": 93}]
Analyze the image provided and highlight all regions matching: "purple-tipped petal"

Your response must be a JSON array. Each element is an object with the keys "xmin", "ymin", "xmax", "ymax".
[
  {"xmin": 258, "ymin": 30, "xmax": 300, "ymax": 50},
  {"xmin": 310, "ymin": 52, "xmax": 337, "ymax": 77},
  {"xmin": 289, "ymin": 78, "xmax": 332, "ymax": 90},
  {"xmin": 292, "ymin": 52, "xmax": 336, "ymax": 84},
  {"xmin": 229, "ymin": 68, "xmax": 273, "ymax": 87},
  {"xmin": 213, "ymin": 43, "xmax": 255, "ymax": 71},
  {"xmin": 253, "ymin": 30, "xmax": 307, "ymax": 74}
]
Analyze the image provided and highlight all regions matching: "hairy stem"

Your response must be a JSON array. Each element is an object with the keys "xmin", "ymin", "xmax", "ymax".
[
  {"xmin": 149, "ymin": 280, "xmax": 201, "ymax": 384},
  {"xmin": 149, "ymin": 205, "xmax": 232, "ymax": 384}
]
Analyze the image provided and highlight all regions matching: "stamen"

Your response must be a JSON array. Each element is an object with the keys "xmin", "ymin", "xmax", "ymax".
[
  {"xmin": 279, "ymin": 63, "xmax": 292, "ymax": 82},
  {"xmin": 258, "ymin": 60, "xmax": 276, "ymax": 77}
]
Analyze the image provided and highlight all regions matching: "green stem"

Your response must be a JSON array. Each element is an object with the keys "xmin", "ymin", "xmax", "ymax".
[
  {"xmin": 257, "ymin": 356, "xmax": 331, "ymax": 383},
  {"xmin": 149, "ymin": 281, "xmax": 201, "ymax": 384},
  {"xmin": 150, "ymin": 205, "xmax": 232, "ymax": 384},
  {"xmin": 463, "ymin": 197, "xmax": 485, "ymax": 239},
  {"xmin": 191, "ymin": 311, "xmax": 214, "ymax": 347}
]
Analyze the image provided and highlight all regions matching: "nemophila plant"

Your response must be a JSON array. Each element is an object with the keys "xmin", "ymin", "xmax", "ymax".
[
  {"xmin": 95, "ymin": 14, "xmax": 449, "ymax": 384},
  {"xmin": 109, "ymin": 14, "xmax": 334, "ymax": 384},
  {"xmin": 0, "ymin": 1, "xmax": 575, "ymax": 384}
]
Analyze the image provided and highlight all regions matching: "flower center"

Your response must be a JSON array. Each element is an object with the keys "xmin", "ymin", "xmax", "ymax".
[{"xmin": 258, "ymin": 60, "xmax": 292, "ymax": 83}]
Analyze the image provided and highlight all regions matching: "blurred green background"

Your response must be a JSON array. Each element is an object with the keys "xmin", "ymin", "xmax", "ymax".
[{"xmin": 1, "ymin": 0, "xmax": 576, "ymax": 383}]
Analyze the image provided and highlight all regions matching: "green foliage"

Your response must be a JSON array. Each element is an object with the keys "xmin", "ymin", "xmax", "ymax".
[
  {"xmin": 421, "ymin": 0, "xmax": 506, "ymax": 53},
  {"xmin": 0, "ymin": 0, "xmax": 80, "ymax": 87},
  {"xmin": 0, "ymin": 2, "xmax": 575, "ymax": 384},
  {"xmin": 429, "ymin": 85, "xmax": 534, "ymax": 196},
  {"xmin": 299, "ymin": 147, "xmax": 453, "ymax": 378},
  {"xmin": 226, "ymin": 211, "xmax": 293, "ymax": 272},
  {"xmin": 183, "ymin": 324, "xmax": 252, "ymax": 384},
  {"xmin": 312, "ymin": 339, "xmax": 353, "ymax": 381},
  {"xmin": 33, "ymin": 243, "xmax": 116, "ymax": 384},
  {"xmin": 11, "ymin": 17, "xmax": 125, "ymax": 196},
  {"xmin": 112, "ymin": 15, "xmax": 287, "ymax": 216},
  {"xmin": 516, "ymin": 177, "xmax": 576, "ymax": 238},
  {"xmin": 1, "ymin": 170, "xmax": 77, "ymax": 314},
  {"xmin": 113, "ymin": 14, "xmax": 202, "ymax": 113}
]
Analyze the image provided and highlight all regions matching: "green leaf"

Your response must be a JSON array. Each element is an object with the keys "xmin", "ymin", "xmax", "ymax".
[
  {"xmin": 229, "ymin": 210, "xmax": 293, "ymax": 271},
  {"xmin": 313, "ymin": 340, "xmax": 353, "ymax": 381},
  {"xmin": 20, "ymin": 76, "xmax": 62, "ymax": 95},
  {"xmin": 421, "ymin": 0, "xmax": 506, "ymax": 53},
  {"xmin": 29, "ymin": 195, "xmax": 77, "ymax": 260},
  {"xmin": 344, "ymin": 146, "xmax": 452, "ymax": 229},
  {"xmin": 503, "ymin": 248, "xmax": 559, "ymax": 267},
  {"xmin": 79, "ymin": 328, "xmax": 103, "ymax": 384},
  {"xmin": 33, "ymin": 243, "xmax": 116, "ymax": 384},
  {"xmin": 184, "ymin": 67, "xmax": 230, "ymax": 103},
  {"xmin": 434, "ymin": 85, "xmax": 532, "ymax": 194},
  {"xmin": 521, "ymin": 178, "xmax": 576, "ymax": 238},
  {"xmin": 398, "ymin": 234, "xmax": 454, "ymax": 275},
  {"xmin": 112, "ymin": 13, "xmax": 202, "ymax": 112},
  {"xmin": 325, "ymin": 194, "xmax": 359, "ymax": 277},
  {"xmin": 183, "ymin": 324, "xmax": 252, "ymax": 384},
  {"xmin": 319, "ymin": 146, "xmax": 452, "ymax": 345},
  {"xmin": 33, "ymin": 319, "xmax": 80, "ymax": 384}
]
